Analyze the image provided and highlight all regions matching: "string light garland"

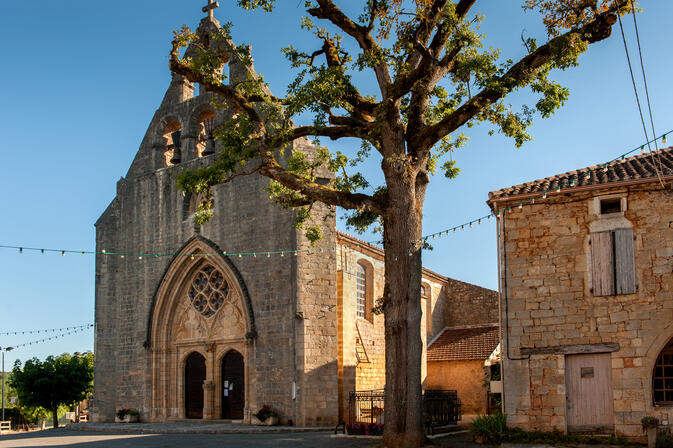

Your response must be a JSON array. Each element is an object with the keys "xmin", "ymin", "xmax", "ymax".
[
  {"xmin": 0, "ymin": 130, "xmax": 670, "ymax": 258},
  {"xmin": 415, "ymin": 129, "xmax": 672, "ymax": 246},
  {"xmin": 0, "ymin": 324, "xmax": 93, "ymax": 337},
  {"xmin": 7, "ymin": 324, "xmax": 94, "ymax": 350}
]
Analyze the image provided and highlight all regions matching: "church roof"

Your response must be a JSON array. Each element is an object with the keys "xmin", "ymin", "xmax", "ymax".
[
  {"xmin": 488, "ymin": 146, "xmax": 673, "ymax": 202},
  {"xmin": 336, "ymin": 231, "xmax": 448, "ymax": 283},
  {"xmin": 427, "ymin": 324, "xmax": 500, "ymax": 362}
]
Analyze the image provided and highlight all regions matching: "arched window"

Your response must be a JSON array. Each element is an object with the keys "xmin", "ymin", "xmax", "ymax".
[
  {"xmin": 654, "ymin": 338, "xmax": 673, "ymax": 405},
  {"xmin": 162, "ymin": 120, "xmax": 182, "ymax": 166},
  {"xmin": 356, "ymin": 263, "xmax": 367, "ymax": 319}
]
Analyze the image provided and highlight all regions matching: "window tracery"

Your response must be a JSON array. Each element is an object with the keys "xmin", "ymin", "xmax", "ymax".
[{"xmin": 188, "ymin": 265, "xmax": 229, "ymax": 317}]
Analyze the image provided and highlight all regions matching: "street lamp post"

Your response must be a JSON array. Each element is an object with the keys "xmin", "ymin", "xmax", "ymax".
[{"xmin": 1, "ymin": 346, "xmax": 14, "ymax": 422}]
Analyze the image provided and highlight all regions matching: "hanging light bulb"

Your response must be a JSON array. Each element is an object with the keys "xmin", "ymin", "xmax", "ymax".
[
  {"xmin": 190, "ymin": 255, "xmax": 195, "ymax": 260},
  {"xmin": 543, "ymin": 191, "xmax": 547, "ymax": 199},
  {"xmin": 61, "ymin": 251, "xmax": 65, "ymax": 256},
  {"xmin": 19, "ymin": 247, "xmax": 22, "ymax": 254},
  {"xmin": 102, "ymin": 249, "xmax": 106, "ymax": 254},
  {"xmin": 518, "ymin": 203, "xmax": 523, "ymax": 210},
  {"xmin": 121, "ymin": 255, "xmax": 125, "ymax": 259},
  {"xmin": 663, "ymin": 134, "xmax": 668, "ymax": 144},
  {"xmin": 138, "ymin": 254, "xmax": 143, "ymax": 260},
  {"xmin": 641, "ymin": 145, "xmax": 645, "ymax": 154},
  {"xmin": 238, "ymin": 253, "xmax": 242, "ymax": 258},
  {"xmin": 267, "ymin": 252, "xmax": 271, "ymax": 258}
]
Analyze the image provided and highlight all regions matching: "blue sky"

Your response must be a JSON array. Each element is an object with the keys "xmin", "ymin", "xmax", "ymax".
[{"xmin": 1, "ymin": 1, "xmax": 671, "ymax": 364}]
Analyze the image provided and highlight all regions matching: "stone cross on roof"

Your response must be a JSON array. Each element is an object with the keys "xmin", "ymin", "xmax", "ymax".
[{"xmin": 202, "ymin": 0, "xmax": 219, "ymax": 19}]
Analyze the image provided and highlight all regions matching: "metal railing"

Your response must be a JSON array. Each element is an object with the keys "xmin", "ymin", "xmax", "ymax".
[{"xmin": 346, "ymin": 389, "xmax": 461, "ymax": 433}]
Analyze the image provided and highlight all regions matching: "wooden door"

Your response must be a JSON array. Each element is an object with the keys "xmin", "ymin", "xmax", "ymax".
[
  {"xmin": 222, "ymin": 350, "xmax": 245, "ymax": 419},
  {"xmin": 565, "ymin": 353, "xmax": 614, "ymax": 433},
  {"xmin": 185, "ymin": 352, "xmax": 206, "ymax": 419}
]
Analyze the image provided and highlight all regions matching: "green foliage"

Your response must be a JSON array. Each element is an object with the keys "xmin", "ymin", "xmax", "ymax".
[
  {"xmin": 657, "ymin": 427, "xmax": 673, "ymax": 448},
  {"xmin": 170, "ymin": 0, "xmax": 623, "ymax": 242},
  {"xmin": 9, "ymin": 352, "xmax": 94, "ymax": 428},
  {"xmin": 470, "ymin": 414, "xmax": 641, "ymax": 446},
  {"xmin": 470, "ymin": 413, "xmax": 508, "ymax": 445},
  {"xmin": 642, "ymin": 416, "xmax": 660, "ymax": 430}
]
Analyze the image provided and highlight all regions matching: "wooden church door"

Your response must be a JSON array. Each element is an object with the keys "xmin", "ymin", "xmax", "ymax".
[
  {"xmin": 222, "ymin": 350, "xmax": 245, "ymax": 419},
  {"xmin": 185, "ymin": 352, "xmax": 206, "ymax": 419}
]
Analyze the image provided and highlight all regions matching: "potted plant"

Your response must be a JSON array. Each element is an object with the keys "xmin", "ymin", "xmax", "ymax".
[
  {"xmin": 346, "ymin": 422, "xmax": 384, "ymax": 436},
  {"xmin": 115, "ymin": 409, "xmax": 139, "ymax": 423},
  {"xmin": 641, "ymin": 416, "xmax": 659, "ymax": 448},
  {"xmin": 252, "ymin": 405, "xmax": 278, "ymax": 426}
]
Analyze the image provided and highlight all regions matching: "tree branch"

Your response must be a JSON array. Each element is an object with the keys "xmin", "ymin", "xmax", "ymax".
[
  {"xmin": 308, "ymin": 0, "xmax": 392, "ymax": 96},
  {"xmin": 419, "ymin": 7, "xmax": 617, "ymax": 149},
  {"xmin": 170, "ymin": 37, "xmax": 385, "ymax": 216}
]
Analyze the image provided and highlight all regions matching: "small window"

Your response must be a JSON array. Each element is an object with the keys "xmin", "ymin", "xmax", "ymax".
[
  {"xmin": 654, "ymin": 338, "xmax": 673, "ymax": 405},
  {"xmin": 356, "ymin": 263, "xmax": 367, "ymax": 319},
  {"xmin": 421, "ymin": 284, "xmax": 429, "ymax": 298},
  {"xmin": 600, "ymin": 198, "xmax": 622, "ymax": 215},
  {"xmin": 590, "ymin": 228, "xmax": 636, "ymax": 296}
]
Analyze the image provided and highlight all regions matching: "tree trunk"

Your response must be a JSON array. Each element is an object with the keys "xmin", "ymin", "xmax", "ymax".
[
  {"xmin": 381, "ymin": 178, "xmax": 425, "ymax": 448},
  {"xmin": 52, "ymin": 407, "xmax": 58, "ymax": 428}
]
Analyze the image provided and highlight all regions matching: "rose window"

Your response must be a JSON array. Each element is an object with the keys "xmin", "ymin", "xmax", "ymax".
[{"xmin": 188, "ymin": 265, "xmax": 229, "ymax": 317}]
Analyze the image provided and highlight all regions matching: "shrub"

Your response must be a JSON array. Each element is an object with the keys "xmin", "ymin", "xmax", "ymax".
[
  {"xmin": 657, "ymin": 427, "xmax": 673, "ymax": 448},
  {"xmin": 254, "ymin": 404, "xmax": 277, "ymax": 421},
  {"xmin": 470, "ymin": 413, "xmax": 507, "ymax": 445},
  {"xmin": 115, "ymin": 409, "xmax": 138, "ymax": 419}
]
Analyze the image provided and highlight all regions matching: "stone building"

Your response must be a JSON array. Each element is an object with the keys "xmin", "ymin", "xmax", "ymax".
[
  {"xmin": 488, "ymin": 147, "xmax": 673, "ymax": 437},
  {"xmin": 93, "ymin": 9, "xmax": 498, "ymax": 427},
  {"xmin": 426, "ymin": 324, "xmax": 500, "ymax": 414}
]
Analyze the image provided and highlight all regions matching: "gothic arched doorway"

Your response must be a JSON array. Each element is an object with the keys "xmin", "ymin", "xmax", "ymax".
[
  {"xmin": 148, "ymin": 237, "xmax": 256, "ymax": 422},
  {"xmin": 185, "ymin": 352, "xmax": 206, "ymax": 419},
  {"xmin": 222, "ymin": 350, "xmax": 245, "ymax": 419}
]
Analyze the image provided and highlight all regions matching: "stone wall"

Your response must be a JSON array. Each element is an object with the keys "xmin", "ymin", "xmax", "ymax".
[
  {"xmin": 444, "ymin": 279, "xmax": 499, "ymax": 328},
  {"xmin": 496, "ymin": 183, "xmax": 673, "ymax": 437},
  {"xmin": 426, "ymin": 359, "xmax": 488, "ymax": 414},
  {"xmin": 94, "ymin": 88, "xmax": 338, "ymax": 426}
]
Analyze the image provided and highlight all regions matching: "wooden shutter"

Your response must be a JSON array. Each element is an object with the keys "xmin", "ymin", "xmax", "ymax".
[
  {"xmin": 591, "ymin": 231, "xmax": 614, "ymax": 296},
  {"xmin": 615, "ymin": 228, "xmax": 636, "ymax": 294}
]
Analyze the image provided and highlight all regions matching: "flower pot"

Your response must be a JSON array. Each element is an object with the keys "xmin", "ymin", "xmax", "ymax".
[
  {"xmin": 647, "ymin": 426, "xmax": 657, "ymax": 448},
  {"xmin": 115, "ymin": 414, "xmax": 139, "ymax": 423},
  {"xmin": 263, "ymin": 416, "xmax": 278, "ymax": 426}
]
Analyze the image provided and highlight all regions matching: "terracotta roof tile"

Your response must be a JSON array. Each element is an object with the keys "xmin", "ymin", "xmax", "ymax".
[
  {"xmin": 488, "ymin": 146, "xmax": 673, "ymax": 200},
  {"xmin": 427, "ymin": 325, "xmax": 500, "ymax": 362}
]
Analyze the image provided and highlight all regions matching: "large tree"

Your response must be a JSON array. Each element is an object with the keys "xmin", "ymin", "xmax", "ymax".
[
  {"xmin": 9, "ymin": 352, "xmax": 93, "ymax": 428},
  {"xmin": 170, "ymin": 1, "xmax": 625, "ymax": 446}
]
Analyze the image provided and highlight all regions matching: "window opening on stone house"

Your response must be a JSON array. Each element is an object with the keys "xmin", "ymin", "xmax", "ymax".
[
  {"xmin": 421, "ymin": 284, "xmax": 429, "ymax": 299},
  {"xmin": 163, "ymin": 121, "xmax": 183, "ymax": 166},
  {"xmin": 600, "ymin": 198, "xmax": 623, "ymax": 215},
  {"xmin": 197, "ymin": 111, "xmax": 216, "ymax": 157},
  {"xmin": 654, "ymin": 339, "xmax": 673, "ymax": 405},
  {"xmin": 356, "ymin": 262, "xmax": 366, "ymax": 319},
  {"xmin": 188, "ymin": 265, "xmax": 229, "ymax": 318},
  {"xmin": 590, "ymin": 228, "xmax": 636, "ymax": 296}
]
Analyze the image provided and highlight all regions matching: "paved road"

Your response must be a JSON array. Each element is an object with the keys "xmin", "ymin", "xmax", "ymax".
[{"xmin": 0, "ymin": 430, "xmax": 382, "ymax": 447}]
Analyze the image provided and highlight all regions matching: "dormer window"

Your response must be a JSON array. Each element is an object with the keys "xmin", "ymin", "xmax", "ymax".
[{"xmin": 600, "ymin": 198, "xmax": 622, "ymax": 215}]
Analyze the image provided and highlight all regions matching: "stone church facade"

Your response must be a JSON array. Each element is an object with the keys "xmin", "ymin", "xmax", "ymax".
[{"xmin": 93, "ymin": 12, "xmax": 497, "ymax": 426}]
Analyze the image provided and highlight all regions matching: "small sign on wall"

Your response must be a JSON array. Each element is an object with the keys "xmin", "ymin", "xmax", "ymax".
[{"xmin": 580, "ymin": 367, "xmax": 594, "ymax": 378}]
